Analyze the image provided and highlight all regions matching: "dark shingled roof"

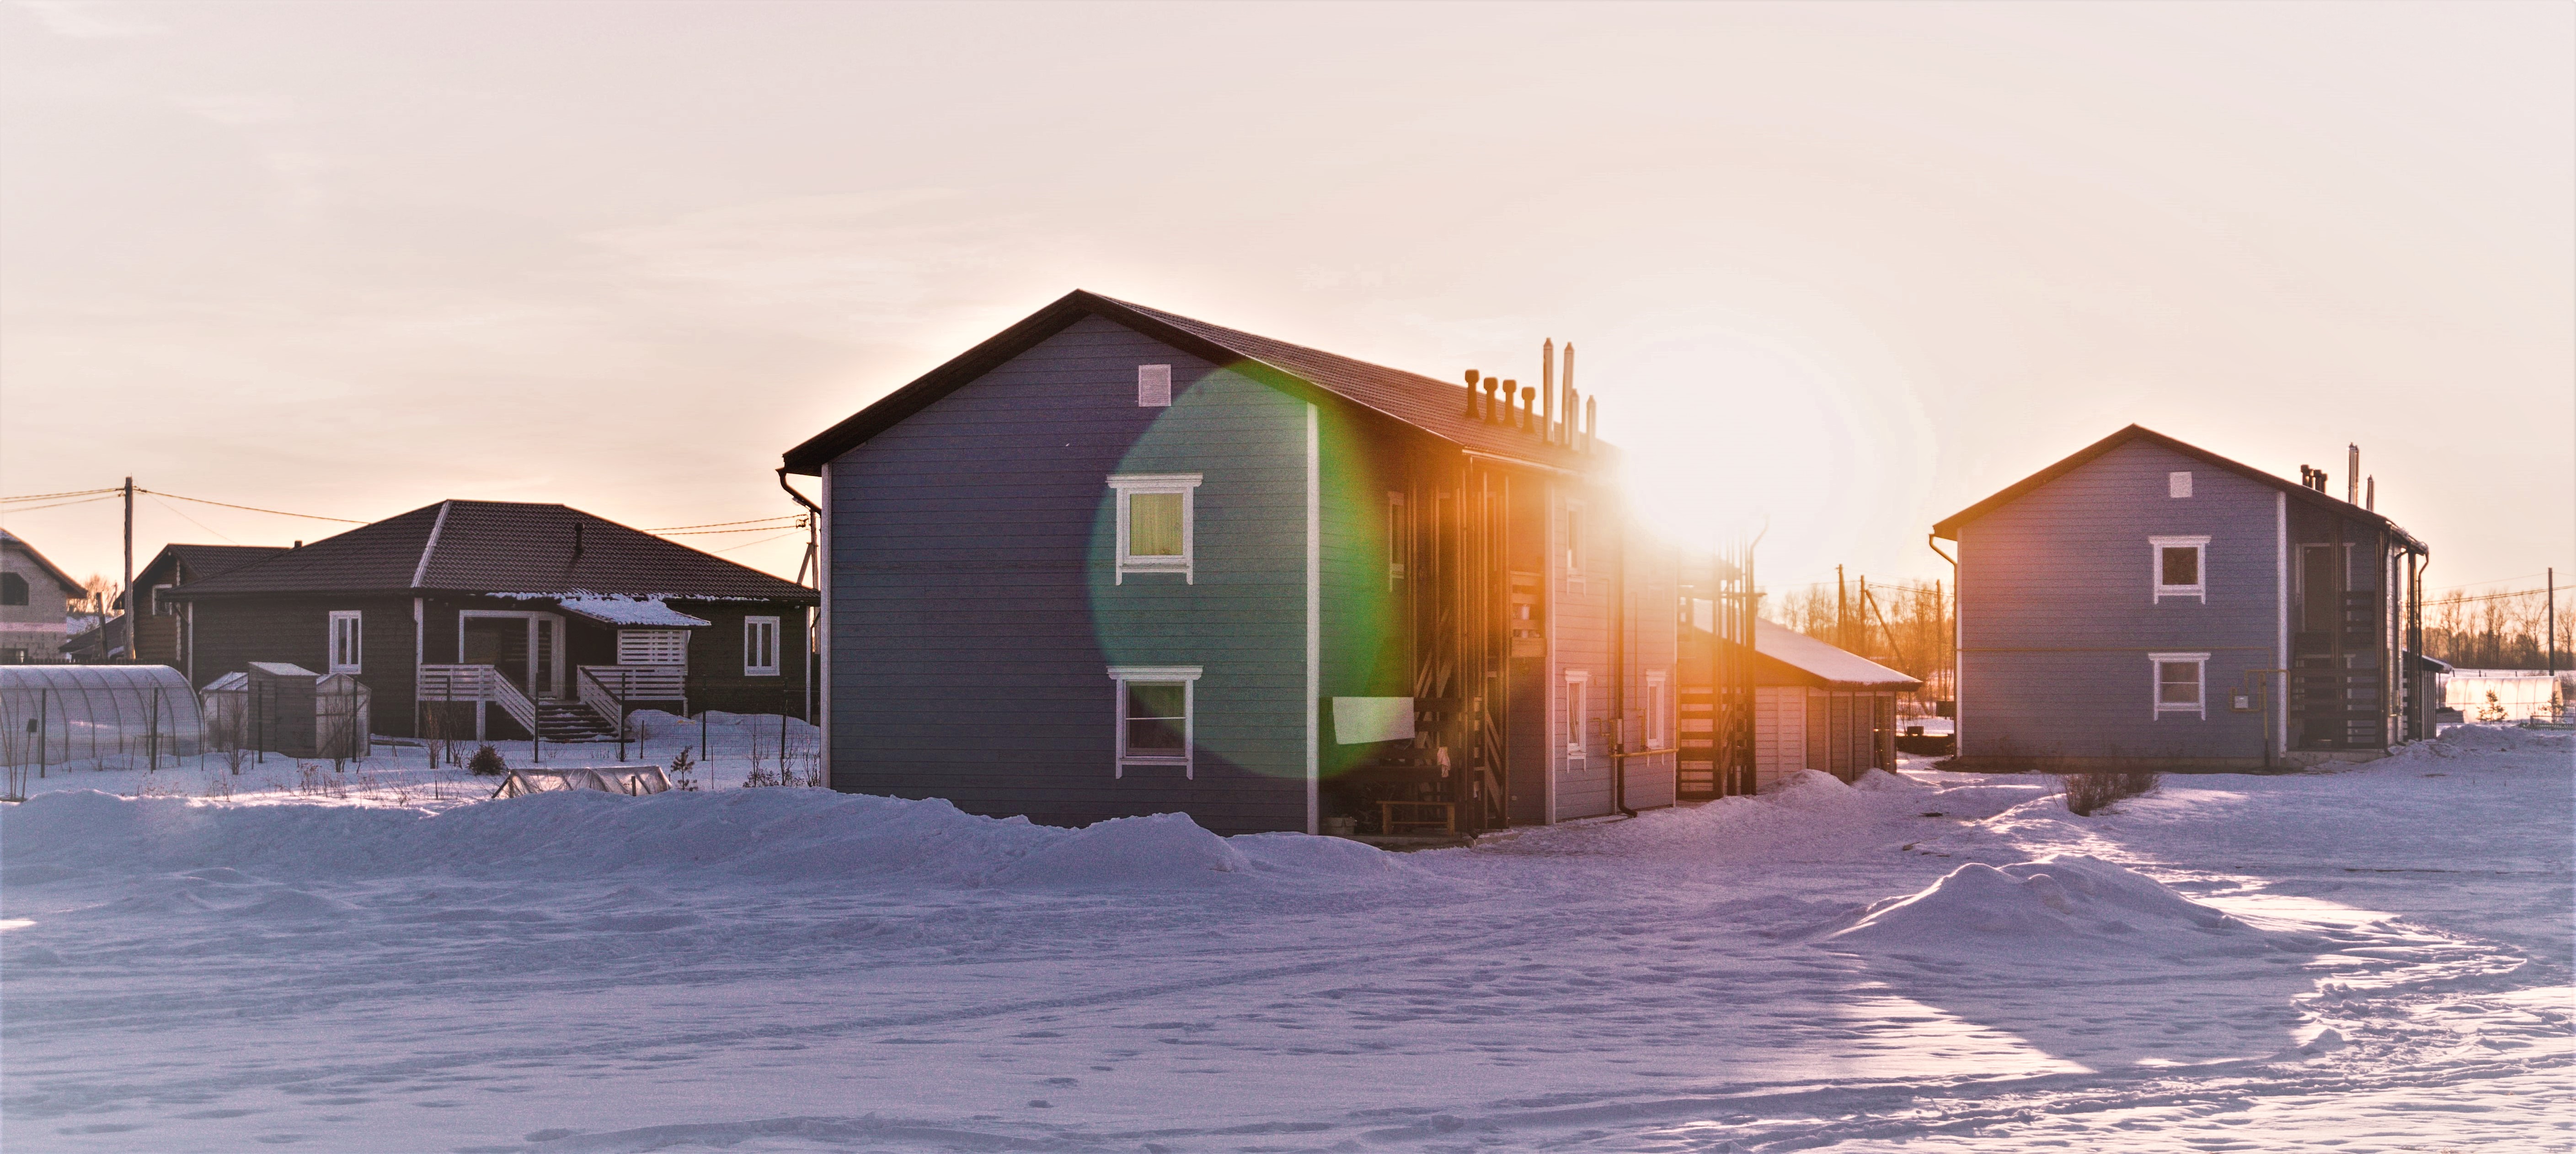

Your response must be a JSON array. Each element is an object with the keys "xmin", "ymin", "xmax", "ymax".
[
  {"xmin": 1931, "ymin": 424, "xmax": 2428, "ymax": 552},
  {"xmin": 783, "ymin": 290, "xmax": 1604, "ymax": 474},
  {"xmin": 166, "ymin": 500, "xmax": 814, "ymax": 602}
]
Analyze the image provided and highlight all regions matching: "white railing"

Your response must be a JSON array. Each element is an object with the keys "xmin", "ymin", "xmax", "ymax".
[
  {"xmin": 575, "ymin": 665, "xmax": 687, "ymax": 729},
  {"xmin": 417, "ymin": 664, "xmax": 539, "ymax": 735}
]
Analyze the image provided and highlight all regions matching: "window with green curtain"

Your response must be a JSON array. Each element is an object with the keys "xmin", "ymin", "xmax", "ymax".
[{"xmin": 1128, "ymin": 492, "xmax": 1184, "ymax": 557}]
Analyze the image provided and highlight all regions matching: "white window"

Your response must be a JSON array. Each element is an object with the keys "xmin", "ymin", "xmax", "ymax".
[
  {"xmin": 2168, "ymin": 471, "xmax": 2193, "ymax": 498},
  {"xmin": 1109, "ymin": 664, "xmax": 1200, "ymax": 777},
  {"xmin": 327, "ymin": 610, "xmax": 362, "ymax": 674},
  {"xmin": 618, "ymin": 629, "xmax": 689, "ymax": 667},
  {"xmin": 1563, "ymin": 668, "xmax": 1590, "ymax": 765},
  {"xmin": 2150, "ymin": 535, "xmax": 2209, "ymax": 602},
  {"xmin": 1110, "ymin": 473, "xmax": 1202, "ymax": 584},
  {"xmin": 2150, "ymin": 651, "xmax": 2209, "ymax": 719},
  {"xmin": 1565, "ymin": 500, "xmax": 1586, "ymax": 584},
  {"xmin": 743, "ymin": 616, "xmax": 780, "ymax": 676},
  {"xmin": 1387, "ymin": 491, "xmax": 1408, "ymax": 587},
  {"xmin": 1137, "ymin": 364, "xmax": 1172, "ymax": 407},
  {"xmin": 1646, "ymin": 669, "xmax": 1668, "ymax": 750}
]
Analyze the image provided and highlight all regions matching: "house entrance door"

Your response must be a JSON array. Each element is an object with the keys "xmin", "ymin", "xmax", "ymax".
[{"xmin": 458, "ymin": 612, "xmax": 565, "ymax": 700}]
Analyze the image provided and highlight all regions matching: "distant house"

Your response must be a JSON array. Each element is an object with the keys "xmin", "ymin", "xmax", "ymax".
[
  {"xmin": 1748, "ymin": 620, "xmax": 1920, "ymax": 788},
  {"xmin": 1, "ymin": 531, "xmax": 85, "ymax": 664},
  {"xmin": 783, "ymin": 290, "xmax": 1705, "ymax": 836},
  {"xmin": 1933, "ymin": 425, "xmax": 2430, "ymax": 769},
  {"xmin": 161, "ymin": 501, "xmax": 816, "ymax": 741}
]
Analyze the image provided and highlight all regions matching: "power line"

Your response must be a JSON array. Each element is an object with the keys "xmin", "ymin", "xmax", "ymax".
[
  {"xmin": 0, "ymin": 493, "xmax": 120, "ymax": 515},
  {"xmin": 656, "ymin": 518, "xmax": 807, "ymax": 536},
  {"xmin": 649, "ymin": 515, "xmax": 805, "ymax": 532},
  {"xmin": 0, "ymin": 487, "xmax": 119, "ymax": 503},
  {"xmin": 709, "ymin": 529, "xmax": 802, "ymax": 555},
  {"xmin": 137, "ymin": 489, "xmax": 366, "ymax": 524},
  {"xmin": 147, "ymin": 494, "xmax": 239, "ymax": 545}
]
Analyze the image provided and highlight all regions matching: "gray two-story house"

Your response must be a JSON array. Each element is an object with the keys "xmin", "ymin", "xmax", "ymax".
[
  {"xmin": 784, "ymin": 291, "xmax": 1690, "ymax": 836},
  {"xmin": 1934, "ymin": 426, "xmax": 2429, "ymax": 769}
]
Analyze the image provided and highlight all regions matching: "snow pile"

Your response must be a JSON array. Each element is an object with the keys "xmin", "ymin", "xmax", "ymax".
[
  {"xmin": 1826, "ymin": 854, "xmax": 2269, "ymax": 962},
  {"xmin": 2386, "ymin": 721, "xmax": 2573, "ymax": 763},
  {"xmin": 0, "ymin": 788, "xmax": 1403, "ymax": 893}
]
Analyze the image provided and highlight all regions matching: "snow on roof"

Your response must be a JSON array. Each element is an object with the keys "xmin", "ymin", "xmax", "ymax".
[
  {"xmin": 553, "ymin": 595, "xmax": 713, "ymax": 628},
  {"xmin": 1755, "ymin": 620, "xmax": 1922, "ymax": 689}
]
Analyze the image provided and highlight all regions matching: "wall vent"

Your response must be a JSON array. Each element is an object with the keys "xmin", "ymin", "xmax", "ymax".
[
  {"xmin": 1138, "ymin": 364, "xmax": 1172, "ymax": 407},
  {"xmin": 2168, "ymin": 470, "xmax": 2193, "ymax": 498}
]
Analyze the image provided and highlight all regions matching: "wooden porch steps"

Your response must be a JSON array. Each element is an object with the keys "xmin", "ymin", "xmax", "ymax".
[{"xmin": 534, "ymin": 701, "xmax": 619, "ymax": 743}]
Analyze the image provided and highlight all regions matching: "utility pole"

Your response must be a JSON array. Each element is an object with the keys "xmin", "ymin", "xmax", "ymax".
[
  {"xmin": 121, "ymin": 476, "xmax": 134, "ymax": 663},
  {"xmin": 2549, "ymin": 567, "xmax": 2556, "ymax": 678}
]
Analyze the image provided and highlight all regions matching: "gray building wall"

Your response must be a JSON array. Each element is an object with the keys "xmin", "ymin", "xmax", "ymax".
[
  {"xmin": 823, "ymin": 315, "xmax": 1312, "ymax": 833},
  {"xmin": 2, "ymin": 539, "xmax": 81, "ymax": 663},
  {"xmin": 1957, "ymin": 438, "xmax": 2278, "ymax": 765}
]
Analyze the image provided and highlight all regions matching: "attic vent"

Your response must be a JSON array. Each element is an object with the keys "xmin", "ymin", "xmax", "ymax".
[
  {"xmin": 2168, "ymin": 471, "xmax": 2193, "ymax": 499},
  {"xmin": 1138, "ymin": 364, "xmax": 1172, "ymax": 408}
]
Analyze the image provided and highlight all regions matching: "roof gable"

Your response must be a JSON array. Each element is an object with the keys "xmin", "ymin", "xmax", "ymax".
[
  {"xmin": 166, "ymin": 500, "xmax": 814, "ymax": 601},
  {"xmin": 1752, "ymin": 620, "xmax": 1921, "ymax": 689},
  {"xmin": 783, "ymin": 290, "xmax": 1602, "ymax": 474},
  {"xmin": 1, "ymin": 531, "xmax": 82, "ymax": 593},
  {"xmin": 1932, "ymin": 424, "xmax": 2425, "ymax": 550}
]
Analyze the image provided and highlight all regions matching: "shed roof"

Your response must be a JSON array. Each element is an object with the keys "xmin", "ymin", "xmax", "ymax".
[
  {"xmin": 783, "ymin": 290, "xmax": 1603, "ymax": 475},
  {"xmin": 165, "ymin": 500, "xmax": 814, "ymax": 602},
  {"xmin": 1931, "ymin": 424, "xmax": 2427, "ymax": 551},
  {"xmin": 1753, "ymin": 620, "xmax": 1922, "ymax": 690}
]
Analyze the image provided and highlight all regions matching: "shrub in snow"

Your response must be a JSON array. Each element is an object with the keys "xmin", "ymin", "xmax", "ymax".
[
  {"xmin": 2060, "ymin": 768, "xmax": 2161, "ymax": 815},
  {"xmin": 466, "ymin": 744, "xmax": 508, "ymax": 777},
  {"xmin": 667, "ymin": 746, "xmax": 699, "ymax": 791}
]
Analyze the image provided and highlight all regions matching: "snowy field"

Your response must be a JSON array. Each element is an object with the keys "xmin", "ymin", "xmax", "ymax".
[{"xmin": 2, "ymin": 724, "xmax": 2568, "ymax": 1153}]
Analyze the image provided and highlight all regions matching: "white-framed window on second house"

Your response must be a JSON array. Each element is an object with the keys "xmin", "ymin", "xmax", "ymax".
[
  {"xmin": 1387, "ymin": 491, "xmax": 1408, "ymax": 588},
  {"xmin": 743, "ymin": 616, "xmax": 780, "ymax": 676},
  {"xmin": 327, "ymin": 610, "xmax": 362, "ymax": 674},
  {"xmin": 1110, "ymin": 473, "xmax": 1202, "ymax": 584},
  {"xmin": 1110, "ymin": 664, "xmax": 1200, "ymax": 777},
  {"xmin": 2150, "ymin": 651, "xmax": 2208, "ymax": 719},
  {"xmin": 1565, "ymin": 500, "xmax": 1586, "ymax": 587},
  {"xmin": 1563, "ymin": 668, "xmax": 1590, "ymax": 766},
  {"xmin": 2150, "ymin": 535, "xmax": 2209, "ymax": 602},
  {"xmin": 1646, "ymin": 669, "xmax": 1668, "ymax": 750}
]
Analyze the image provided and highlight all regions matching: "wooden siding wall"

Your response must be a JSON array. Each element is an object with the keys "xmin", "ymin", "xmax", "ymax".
[
  {"xmin": 187, "ymin": 595, "xmax": 418, "ymax": 732},
  {"xmin": 825, "ymin": 315, "xmax": 1310, "ymax": 834},
  {"xmin": 1957, "ymin": 439, "xmax": 2276, "ymax": 765}
]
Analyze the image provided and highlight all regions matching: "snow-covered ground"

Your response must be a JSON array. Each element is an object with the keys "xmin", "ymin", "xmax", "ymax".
[{"xmin": 3, "ymin": 724, "xmax": 2567, "ymax": 1152}]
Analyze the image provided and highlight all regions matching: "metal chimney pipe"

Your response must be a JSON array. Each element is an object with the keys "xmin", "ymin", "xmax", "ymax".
[
  {"xmin": 1501, "ymin": 379, "xmax": 1517, "ymax": 426},
  {"xmin": 1464, "ymin": 369, "xmax": 1482, "ymax": 417},
  {"xmin": 1484, "ymin": 378, "xmax": 1500, "ymax": 422},
  {"xmin": 1541, "ymin": 340, "xmax": 1556, "ymax": 443},
  {"xmin": 1520, "ymin": 385, "xmax": 1537, "ymax": 433},
  {"xmin": 2347, "ymin": 444, "xmax": 2359, "ymax": 504},
  {"xmin": 2366, "ymin": 475, "xmax": 2375, "ymax": 512},
  {"xmin": 1562, "ymin": 342, "xmax": 1577, "ymax": 444},
  {"xmin": 1584, "ymin": 395, "xmax": 1597, "ymax": 453}
]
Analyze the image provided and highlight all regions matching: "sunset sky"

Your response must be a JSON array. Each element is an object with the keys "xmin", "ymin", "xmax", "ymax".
[{"xmin": 3, "ymin": 1, "xmax": 2569, "ymax": 600}]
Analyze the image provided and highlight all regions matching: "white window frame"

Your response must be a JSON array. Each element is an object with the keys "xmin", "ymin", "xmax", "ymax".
[
  {"xmin": 2150, "ymin": 535, "xmax": 2210, "ymax": 603},
  {"xmin": 2168, "ymin": 470, "xmax": 2194, "ymax": 498},
  {"xmin": 1109, "ymin": 664, "xmax": 1201, "ymax": 778},
  {"xmin": 1645, "ymin": 668, "xmax": 1667, "ymax": 750},
  {"xmin": 743, "ymin": 615, "xmax": 780, "ymax": 677},
  {"xmin": 1110, "ymin": 473, "xmax": 1202, "ymax": 584},
  {"xmin": 1564, "ymin": 499, "xmax": 1586, "ymax": 588},
  {"xmin": 2150, "ymin": 651, "xmax": 2209, "ymax": 719},
  {"xmin": 1387, "ymin": 491, "xmax": 1407, "ymax": 588},
  {"xmin": 1137, "ymin": 363, "xmax": 1172, "ymax": 407},
  {"xmin": 328, "ymin": 610, "xmax": 362, "ymax": 674},
  {"xmin": 1563, "ymin": 668, "xmax": 1590, "ymax": 766}
]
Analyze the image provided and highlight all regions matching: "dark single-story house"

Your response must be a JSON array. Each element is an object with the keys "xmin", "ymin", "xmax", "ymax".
[
  {"xmin": 161, "ymin": 500, "xmax": 817, "ymax": 741},
  {"xmin": 1933, "ymin": 425, "xmax": 2429, "ymax": 769},
  {"xmin": 785, "ymin": 290, "xmax": 1710, "ymax": 836},
  {"xmin": 65, "ymin": 544, "xmax": 290, "ymax": 668},
  {"xmin": 1748, "ymin": 620, "xmax": 1920, "ymax": 788}
]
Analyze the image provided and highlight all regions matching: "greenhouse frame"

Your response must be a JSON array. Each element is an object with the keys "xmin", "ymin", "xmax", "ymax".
[{"xmin": 0, "ymin": 664, "xmax": 204, "ymax": 775}]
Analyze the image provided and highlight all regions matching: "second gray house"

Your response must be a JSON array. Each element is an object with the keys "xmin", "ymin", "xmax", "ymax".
[{"xmin": 1934, "ymin": 425, "xmax": 2429, "ymax": 769}]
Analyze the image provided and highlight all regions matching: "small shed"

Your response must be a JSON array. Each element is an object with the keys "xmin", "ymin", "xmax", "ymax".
[
  {"xmin": 0, "ymin": 664, "xmax": 203, "ymax": 772},
  {"xmin": 1748, "ymin": 621, "xmax": 1922, "ymax": 788},
  {"xmin": 202, "ymin": 663, "xmax": 371, "ymax": 760}
]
